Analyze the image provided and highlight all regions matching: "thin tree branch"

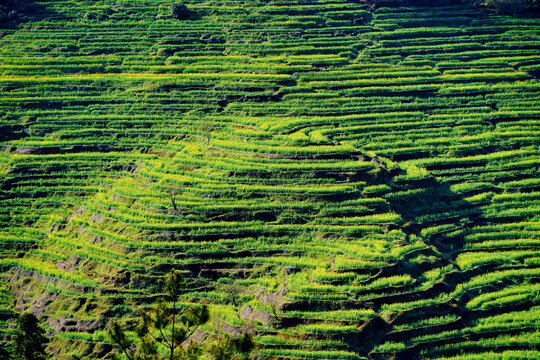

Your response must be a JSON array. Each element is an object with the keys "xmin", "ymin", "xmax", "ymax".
[
  {"xmin": 120, "ymin": 345, "xmax": 134, "ymax": 360},
  {"xmin": 158, "ymin": 326, "xmax": 172, "ymax": 350},
  {"xmin": 179, "ymin": 324, "xmax": 200, "ymax": 348},
  {"xmin": 170, "ymin": 298, "xmax": 176, "ymax": 360},
  {"xmin": 142, "ymin": 320, "xmax": 169, "ymax": 349},
  {"xmin": 110, "ymin": 331, "xmax": 134, "ymax": 360}
]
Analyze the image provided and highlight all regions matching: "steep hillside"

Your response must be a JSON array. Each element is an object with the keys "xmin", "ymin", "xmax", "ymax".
[{"xmin": 0, "ymin": 1, "xmax": 539, "ymax": 359}]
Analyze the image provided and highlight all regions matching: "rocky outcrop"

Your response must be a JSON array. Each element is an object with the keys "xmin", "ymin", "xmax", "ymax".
[
  {"xmin": 49, "ymin": 315, "xmax": 101, "ymax": 333},
  {"xmin": 240, "ymin": 305, "xmax": 273, "ymax": 325}
]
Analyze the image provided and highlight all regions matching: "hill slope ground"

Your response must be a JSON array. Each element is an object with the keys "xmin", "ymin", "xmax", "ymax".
[{"xmin": 0, "ymin": 1, "xmax": 539, "ymax": 359}]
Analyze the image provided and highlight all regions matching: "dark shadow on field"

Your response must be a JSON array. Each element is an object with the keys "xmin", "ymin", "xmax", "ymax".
[
  {"xmin": 352, "ymin": 165, "xmax": 499, "ymax": 358},
  {"xmin": 243, "ymin": 152, "xmax": 493, "ymax": 355},
  {"xmin": 296, "ymin": 163, "xmax": 488, "ymax": 356},
  {"xmin": 1, "ymin": 0, "xmax": 59, "ymax": 28}
]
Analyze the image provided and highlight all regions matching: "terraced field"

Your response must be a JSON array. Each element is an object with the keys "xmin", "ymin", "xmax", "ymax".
[{"xmin": 0, "ymin": 1, "xmax": 539, "ymax": 359}]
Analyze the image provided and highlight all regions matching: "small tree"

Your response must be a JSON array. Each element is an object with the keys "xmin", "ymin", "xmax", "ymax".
[
  {"xmin": 13, "ymin": 313, "xmax": 49, "ymax": 360},
  {"xmin": 266, "ymin": 296, "xmax": 280, "ymax": 324},
  {"xmin": 109, "ymin": 269, "xmax": 254, "ymax": 360},
  {"xmin": 166, "ymin": 190, "xmax": 179, "ymax": 212},
  {"xmin": 222, "ymin": 284, "xmax": 243, "ymax": 307},
  {"xmin": 109, "ymin": 270, "xmax": 208, "ymax": 360},
  {"xmin": 170, "ymin": 3, "xmax": 190, "ymax": 20}
]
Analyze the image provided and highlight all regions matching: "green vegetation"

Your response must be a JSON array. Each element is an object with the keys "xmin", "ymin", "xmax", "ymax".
[
  {"xmin": 0, "ymin": 0, "xmax": 538, "ymax": 359},
  {"xmin": 109, "ymin": 269, "xmax": 253, "ymax": 360},
  {"xmin": 9, "ymin": 313, "xmax": 49, "ymax": 360}
]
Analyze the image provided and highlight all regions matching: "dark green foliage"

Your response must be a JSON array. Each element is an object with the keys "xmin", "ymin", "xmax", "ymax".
[
  {"xmin": 0, "ymin": 345, "xmax": 11, "ymax": 360},
  {"xmin": 13, "ymin": 313, "xmax": 48, "ymax": 360},
  {"xmin": 0, "ymin": 0, "xmax": 27, "ymax": 22},
  {"xmin": 485, "ymin": 0, "xmax": 540, "ymax": 13},
  {"xmin": 165, "ymin": 269, "xmax": 185, "ymax": 300},
  {"xmin": 170, "ymin": 3, "xmax": 190, "ymax": 20},
  {"xmin": 108, "ymin": 321, "xmax": 132, "ymax": 360},
  {"xmin": 205, "ymin": 333, "xmax": 254, "ymax": 360}
]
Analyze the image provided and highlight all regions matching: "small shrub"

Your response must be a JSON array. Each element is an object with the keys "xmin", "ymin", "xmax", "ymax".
[
  {"xmin": 13, "ymin": 313, "xmax": 49, "ymax": 360},
  {"xmin": 0, "ymin": 0, "xmax": 29, "ymax": 22},
  {"xmin": 481, "ymin": 0, "xmax": 540, "ymax": 13},
  {"xmin": 171, "ymin": 2, "xmax": 190, "ymax": 20},
  {"xmin": 485, "ymin": 0, "xmax": 526, "ymax": 12}
]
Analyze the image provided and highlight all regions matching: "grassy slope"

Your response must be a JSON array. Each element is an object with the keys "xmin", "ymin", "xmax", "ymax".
[{"xmin": 0, "ymin": 1, "xmax": 539, "ymax": 359}]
